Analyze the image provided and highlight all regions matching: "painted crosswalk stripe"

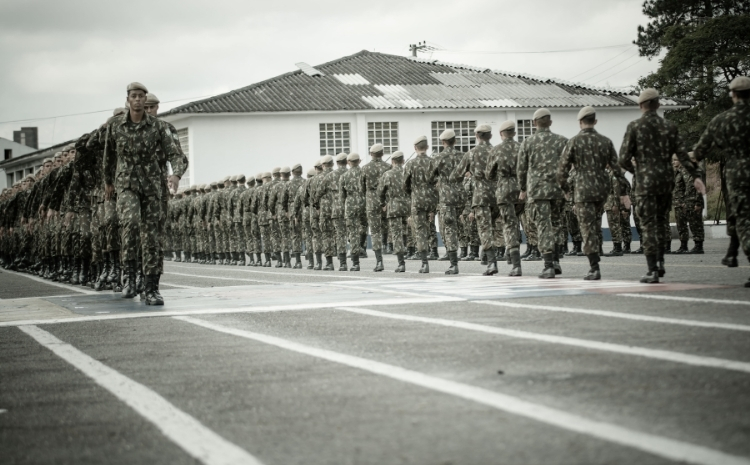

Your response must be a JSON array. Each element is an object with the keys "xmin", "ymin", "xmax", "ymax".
[
  {"xmin": 619, "ymin": 293, "xmax": 750, "ymax": 306},
  {"xmin": 176, "ymin": 315, "xmax": 750, "ymax": 465},
  {"xmin": 332, "ymin": 307, "xmax": 750, "ymax": 374},
  {"xmin": 475, "ymin": 300, "xmax": 750, "ymax": 332},
  {"xmin": 18, "ymin": 325, "xmax": 263, "ymax": 465}
]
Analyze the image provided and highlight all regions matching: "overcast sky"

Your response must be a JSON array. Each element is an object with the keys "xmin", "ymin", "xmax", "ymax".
[{"xmin": 0, "ymin": 0, "xmax": 660, "ymax": 150}]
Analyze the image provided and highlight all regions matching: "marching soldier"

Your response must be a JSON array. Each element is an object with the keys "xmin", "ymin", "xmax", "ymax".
[
  {"xmin": 379, "ymin": 151, "xmax": 409, "ymax": 272},
  {"xmin": 405, "ymin": 136, "xmax": 436, "ymax": 274},
  {"xmin": 362, "ymin": 144, "xmax": 391, "ymax": 271},
  {"xmin": 340, "ymin": 153, "xmax": 365, "ymax": 271},
  {"xmin": 429, "ymin": 129, "xmax": 464, "ymax": 274}
]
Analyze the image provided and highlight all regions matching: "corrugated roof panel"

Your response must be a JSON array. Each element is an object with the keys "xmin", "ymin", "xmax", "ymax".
[
  {"xmin": 399, "ymin": 99, "xmax": 424, "ymax": 109},
  {"xmin": 333, "ymin": 73, "xmax": 371, "ymax": 85},
  {"xmin": 362, "ymin": 95, "xmax": 396, "ymax": 109}
]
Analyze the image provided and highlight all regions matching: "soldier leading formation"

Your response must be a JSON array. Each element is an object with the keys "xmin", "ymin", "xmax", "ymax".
[{"xmin": 1, "ymin": 78, "xmax": 749, "ymax": 290}]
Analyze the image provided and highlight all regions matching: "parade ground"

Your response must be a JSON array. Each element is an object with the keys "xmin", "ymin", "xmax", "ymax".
[{"xmin": 2, "ymin": 237, "xmax": 749, "ymax": 465}]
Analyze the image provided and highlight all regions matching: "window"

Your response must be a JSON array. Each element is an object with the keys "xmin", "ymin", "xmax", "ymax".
[
  {"xmin": 6, "ymin": 174, "xmax": 12, "ymax": 187},
  {"xmin": 14, "ymin": 170, "xmax": 23, "ymax": 184},
  {"xmin": 25, "ymin": 168, "xmax": 33, "ymax": 177},
  {"xmin": 517, "ymin": 119, "xmax": 536, "ymax": 143},
  {"xmin": 431, "ymin": 121, "xmax": 477, "ymax": 153},
  {"xmin": 319, "ymin": 123, "xmax": 350, "ymax": 156},
  {"xmin": 176, "ymin": 128, "xmax": 190, "ymax": 188},
  {"xmin": 34, "ymin": 165, "xmax": 42, "ymax": 173},
  {"xmin": 367, "ymin": 122, "xmax": 398, "ymax": 155},
  {"xmin": 4, "ymin": 149, "xmax": 11, "ymax": 160}
]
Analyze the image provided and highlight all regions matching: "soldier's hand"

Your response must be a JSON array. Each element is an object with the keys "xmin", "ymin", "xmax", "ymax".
[
  {"xmin": 694, "ymin": 205, "xmax": 702, "ymax": 213},
  {"xmin": 612, "ymin": 206, "xmax": 619, "ymax": 215},
  {"xmin": 429, "ymin": 212, "xmax": 435, "ymax": 222},
  {"xmin": 619, "ymin": 195, "xmax": 631, "ymax": 210},
  {"xmin": 694, "ymin": 178, "xmax": 706, "ymax": 195},
  {"xmin": 468, "ymin": 212, "xmax": 474, "ymax": 222},
  {"xmin": 46, "ymin": 209, "xmax": 54, "ymax": 219},
  {"xmin": 105, "ymin": 184, "xmax": 115, "ymax": 201},
  {"xmin": 519, "ymin": 191, "xmax": 527, "ymax": 201},
  {"xmin": 382, "ymin": 206, "xmax": 387, "ymax": 213},
  {"xmin": 168, "ymin": 175, "xmax": 181, "ymax": 193}
]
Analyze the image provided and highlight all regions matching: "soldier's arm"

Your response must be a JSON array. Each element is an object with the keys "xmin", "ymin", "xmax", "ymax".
[
  {"xmin": 607, "ymin": 140, "xmax": 628, "ymax": 196},
  {"xmin": 557, "ymin": 140, "xmax": 574, "ymax": 192},
  {"xmin": 618, "ymin": 124, "xmax": 636, "ymax": 174},
  {"xmin": 103, "ymin": 122, "xmax": 116, "ymax": 187},
  {"xmin": 450, "ymin": 153, "xmax": 470, "ymax": 183},
  {"xmin": 159, "ymin": 122, "xmax": 187, "ymax": 179},
  {"xmin": 517, "ymin": 142, "xmax": 529, "ymax": 193}
]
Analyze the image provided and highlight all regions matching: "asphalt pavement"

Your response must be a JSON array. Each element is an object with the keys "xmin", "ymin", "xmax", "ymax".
[{"xmin": 1, "ymin": 238, "xmax": 749, "ymax": 465}]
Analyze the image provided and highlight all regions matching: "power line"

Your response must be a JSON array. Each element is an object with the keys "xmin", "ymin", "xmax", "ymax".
[
  {"xmin": 579, "ymin": 50, "xmax": 642, "ymax": 81},
  {"xmin": 566, "ymin": 45, "xmax": 636, "ymax": 80},
  {"xmin": 432, "ymin": 43, "xmax": 631, "ymax": 55},
  {"xmin": 593, "ymin": 57, "xmax": 647, "ymax": 84}
]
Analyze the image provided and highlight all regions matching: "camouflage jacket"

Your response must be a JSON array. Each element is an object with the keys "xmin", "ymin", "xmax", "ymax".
[
  {"xmin": 219, "ymin": 188, "xmax": 232, "ymax": 223},
  {"xmin": 293, "ymin": 178, "xmax": 310, "ymax": 219},
  {"xmin": 284, "ymin": 176, "xmax": 304, "ymax": 218},
  {"xmin": 361, "ymin": 158, "xmax": 391, "ymax": 212},
  {"xmin": 306, "ymin": 174, "xmax": 323, "ymax": 211},
  {"xmin": 314, "ymin": 167, "xmax": 336, "ymax": 217},
  {"xmin": 103, "ymin": 111, "xmax": 186, "ymax": 198},
  {"xmin": 329, "ymin": 169, "xmax": 346, "ymax": 219},
  {"xmin": 604, "ymin": 168, "xmax": 622, "ymax": 210},
  {"xmin": 619, "ymin": 110, "xmax": 697, "ymax": 197},
  {"xmin": 558, "ymin": 128, "xmax": 623, "ymax": 204},
  {"xmin": 404, "ymin": 153, "xmax": 436, "ymax": 211},
  {"xmin": 672, "ymin": 168, "xmax": 686, "ymax": 207},
  {"xmin": 255, "ymin": 183, "xmax": 272, "ymax": 226},
  {"xmin": 48, "ymin": 162, "xmax": 74, "ymax": 212},
  {"xmin": 379, "ymin": 165, "xmax": 409, "ymax": 218},
  {"xmin": 694, "ymin": 100, "xmax": 750, "ymax": 191},
  {"xmin": 518, "ymin": 127, "xmax": 567, "ymax": 201},
  {"xmin": 462, "ymin": 177, "xmax": 473, "ymax": 216},
  {"xmin": 429, "ymin": 147, "xmax": 464, "ymax": 207},
  {"xmin": 451, "ymin": 141, "xmax": 494, "ymax": 207},
  {"xmin": 198, "ymin": 192, "xmax": 211, "ymax": 223},
  {"xmin": 239, "ymin": 187, "xmax": 254, "ymax": 225},
  {"xmin": 681, "ymin": 166, "xmax": 704, "ymax": 209},
  {"xmin": 486, "ymin": 139, "xmax": 522, "ymax": 205},
  {"xmin": 340, "ymin": 165, "xmax": 365, "ymax": 218},
  {"xmin": 229, "ymin": 185, "xmax": 244, "ymax": 223}
]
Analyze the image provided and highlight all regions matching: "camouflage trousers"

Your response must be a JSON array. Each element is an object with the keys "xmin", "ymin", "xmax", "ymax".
[
  {"xmin": 727, "ymin": 188, "xmax": 750, "ymax": 257},
  {"xmin": 231, "ymin": 222, "xmax": 244, "ymax": 252},
  {"xmin": 494, "ymin": 203, "xmax": 523, "ymax": 252},
  {"xmin": 528, "ymin": 199, "xmax": 565, "ymax": 256},
  {"xmin": 302, "ymin": 210, "xmax": 313, "ymax": 255},
  {"xmin": 309, "ymin": 209, "xmax": 321, "ymax": 254},
  {"xmin": 619, "ymin": 205, "xmax": 632, "ymax": 245},
  {"xmin": 103, "ymin": 198, "xmax": 120, "ymax": 253},
  {"xmin": 520, "ymin": 209, "xmax": 538, "ymax": 246},
  {"xmin": 459, "ymin": 212, "xmax": 479, "ymax": 248},
  {"xmin": 676, "ymin": 206, "xmax": 705, "ymax": 242},
  {"xmin": 186, "ymin": 227, "xmax": 197, "ymax": 253},
  {"xmin": 269, "ymin": 219, "xmax": 281, "ymax": 253},
  {"xmin": 319, "ymin": 213, "xmax": 335, "ymax": 257},
  {"xmin": 411, "ymin": 208, "xmax": 432, "ymax": 253},
  {"xmin": 635, "ymin": 194, "xmax": 672, "ymax": 257},
  {"xmin": 291, "ymin": 215, "xmax": 303, "ymax": 254},
  {"xmin": 366, "ymin": 209, "xmax": 384, "ymax": 251},
  {"xmin": 211, "ymin": 221, "xmax": 225, "ymax": 253},
  {"xmin": 243, "ymin": 219, "xmax": 257, "ymax": 254},
  {"xmin": 575, "ymin": 201, "xmax": 605, "ymax": 255},
  {"xmin": 333, "ymin": 216, "xmax": 346, "ymax": 256},
  {"xmin": 565, "ymin": 208, "xmax": 582, "ymax": 242},
  {"xmin": 473, "ymin": 206, "xmax": 496, "ymax": 252},
  {"xmin": 116, "ymin": 189, "xmax": 162, "ymax": 275},
  {"xmin": 76, "ymin": 208, "xmax": 92, "ymax": 262},
  {"xmin": 259, "ymin": 223, "xmax": 272, "ymax": 253},
  {"xmin": 606, "ymin": 209, "xmax": 622, "ymax": 243},
  {"xmin": 91, "ymin": 203, "xmax": 103, "ymax": 262},
  {"xmin": 345, "ymin": 214, "xmax": 365, "ymax": 257},
  {"xmin": 388, "ymin": 216, "xmax": 408, "ymax": 255},
  {"xmin": 438, "ymin": 205, "xmax": 461, "ymax": 252}
]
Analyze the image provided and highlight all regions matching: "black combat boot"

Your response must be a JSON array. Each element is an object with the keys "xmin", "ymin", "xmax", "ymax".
[
  {"xmin": 174, "ymin": 251, "xmax": 182, "ymax": 263},
  {"xmin": 263, "ymin": 253, "xmax": 272, "ymax": 267},
  {"xmin": 480, "ymin": 252, "xmax": 488, "ymax": 265},
  {"xmin": 657, "ymin": 249, "xmax": 666, "ymax": 278},
  {"xmin": 394, "ymin": 253, "xmax": 406, "ymax": 272},
  {"xmin": 283, "ymin": 251, "xmax": 292, "ymax": 268},
  {"xmin": 604, "ymin": 242, "xmax": 623, "ymax": 257},
  {"xmin": 109, "ymin": 254, "xmax": 121, "ymax": 287},
  {"xmin": 632, "ymin": 245, "xmax": 644, "ymax": 254},
  {"xmin": 689, "ymin": 240, "xmax": 704, "ymax": 254},
  {"xmin": 373, "ymin": 249, "xmax": 384, "ymax": 272},
  {"xmin": 722, "ymin": 235, "xmax": 739, "ymax": 267},
  {"xmin": 508, "ymin": 249, "xmax": 522, "ymax": 277},
  {"xmin": 584, "ymin": 254, "xmax": 601, "ymax": 281},
  {"xmin": 236, "ymin": 252, "xmax": 244, "ymax": 266},
  {"xmin": 80, "ymin": 260, "xmax": 90, "ymax": 286},
  {"xmin": 418, "ymin": 251, "xmax": 430, "ymax": 274},
  {"xmin": 557, "ymin": 244, "xmax": 565, "ymax": 260},
  {"xmin": 70, "ymin": 259, "xmax": 81, "ymax": 285},
  {"xmin": 338, "ymin": 253, "xmax": 348, "ymax": 271},
  {"xmin": 458, "ymin": 246, "xmax": 467, "ymax": 259},
  {"xmin": 674, "ymin": 240, "xmax": 689, "ymax": 254},
  {"xmin": 121, "ymin": 260, "xmax": 137, "ymax": 298},
  {"xmin": 482, "ymin": 248, "xmax": 498, "ymax": 276},
  {"xmin": 313, "ymin": 252, "xmax": 322, "ymax": 270},
  {"xmin": 323, "ymin": 255, "xmax": 334, "ymax": 271},
  {"xmin": 664, "ymin": 242, "xmax": 672, "ymax": 254},
  {"xmin": 350, "ymin": 255, "xmax": 360, "ymax": 272},
  {"xmin": 562, "ymin": 242, "xmax": 569, "ymax": 256},
  {"xmin": 135, "ymin": 265, "xmax": 145, "ymax": 295},
  {"xmin": 438, "ymin": 250, "xmax": 450, "ymax": 261},
  {"xmin": 275, "ymin": 252, "xmax": 283, "ymax": 268},
  {"xmin": 640, "ymin": 255, "xmax": 660, "ymax": 283},
  {"xmin": 406, "ymin": 246, "xmax": 418, "ymax": 260},
  {"xmin": 520, "ymin": 244, "xmax": 532, "ymax": 259},
  {"xmin": 94, "ymin": 256, "xmax": 108, "ymax": 291},
  {"xmin": 144, "ymin": 274, "xmax": 164, "ymax": 306},
  {"xmin": 359, "ymin": 235, "xmax": 369, "ymax": 259},
  {"xmin": 496, "ymin": 246, "xmax": 506, "ymax": 261},
  {"xmin": 622, "ymin": 242, "xmax": 631, "ymax": 254},
  {"xmin": 255, "ymin": 253, "xmax": 263, "ymax": 267},
  {"xmin": 565, "ymin": 241, "xmax": 580, "ymax": 256},
  {"xmin": 428, "ymin": 247, "xmax": 439, "ymax": 261},
  {"xmin": 445, "ymin": 250, "xmax": 459, "ymax": 275},
  {"xmin": 553, "ymin": 249, "xmax": 562, "ymax": 275},
  {"xmin": 183, "ymin": 251, "xmax": 191, "ymax": 263},
  {"xmin": 539, "ymin": 253, "xmax": 556, "ymax": 279},
  {"xmin": 525, "ymin": 246, "xmax": 542, "ymax": 262},
  {"xmin": 306, "ymin": 252, "xmax": 314, "ymax": 269},
  {"xmin": 462, "ymin": 246, "xmax": 477, "ymax": 261}
]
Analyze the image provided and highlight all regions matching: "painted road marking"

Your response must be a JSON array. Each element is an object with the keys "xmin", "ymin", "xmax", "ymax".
[
  {"xmin": 3, "ymin": 269, "xmax": 98, "ymax": 295},
  {"xmin": 168, "ymin": 262, "xmax": 374, "ymax": 280},
  {"xmin": 475, "ymin": 300, "xmax": 750, "ymax": 332},
  {"xmin": 166, "ymin": 272, "xmax": 281, "ymax": 285},
  {"xmin": 619, "ymin": 293, "xmax": 750, "ymax": 306},
  {"xmin": 176, "ymin": 316, "xmax": 750, "ymax": 465},
  {"xmin": 0, "ymin": 296, "xmax": 461, "ymax": 328},
  {"xmin": 333, "ymin": 307, "xmax": 750, "ymax": 374},
  {"xmin": 18, "ymin": 325, "xmax": 263, "ymax": 465}
]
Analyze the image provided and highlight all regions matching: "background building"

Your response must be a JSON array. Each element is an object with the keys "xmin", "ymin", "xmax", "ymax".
[
  {"xmin": 0, "ymin": 141, "xmax": 69, "ymax": 190},
  {"xmin": 0, "ymin": 130, "xmax": 42, "ymax": 189}
]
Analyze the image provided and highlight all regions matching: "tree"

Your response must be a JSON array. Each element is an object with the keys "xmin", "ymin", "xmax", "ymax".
[{"xmin": 635, "ymin": 1, "xmax": 750, "ymax": 158}]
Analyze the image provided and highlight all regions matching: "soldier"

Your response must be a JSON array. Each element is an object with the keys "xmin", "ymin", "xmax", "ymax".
[
  {"xmin": 249, "ymin": 174, "xmax": 264, "ymax": 266},
  {"xmin": 255, "ymin": 172, "xmax": 274, "ymax": 267},
  {"xmin": 227, "ymin": 175, "xmax": 244, "ymax": 265},
  {"xmin": 518, "ymin": 109, "xmax": 568, "ymax": 278},
  {"xmin": 564, "ymin": 167, "xmax": 583, "ymax": 256},
  {"xmin": 486, "ymin": 120, "xmax": 524, "ymax": 277},
  {"xmin": 239, "ymin": 176, "xmax": 257, "ymax": 266},
  {"xmin": 307, "ymin": 159, "xmax": 324, "ymax": 270},
  {"xmin": 379, "ymin": 151, "xmax": 409, "ymax": 272},
  {"xmin": 285, "ymin": 164, "xmax": 305, "ymax": 268},
  {"xmin": 405, "ymin": 135, "xmax": 436, "ymax": 274},
  {"xmin": 362, "ymin": 144, "xmax": 391, "ymax": 271},
  {"xmin": 559, "ymin": 106, "xmax": 629, "ymax": 280},
  {"xmin": 603, "ymin": 166, "xmax": 624, "ymax": 257},
  {"xmin": 619, "ymin": 89, "xmax": 704, "ymax": 283},
  {"xmin": 618, "ymin": 176, "xmax": 634, "ymax": 254},
  {"xmin": 673, "ymin": 157, "xmax": 706, "ymax": 254},
  {"xmin": 267, "ymin": 167, "xmax": 283, "ymax": 267},
  {"xmin": 313, "ymin": 157, "xmax": 337, "ymax": 270},
  {"xmin": 692, "ymin": 76, "xmax": 748, "ymax": 285},
  {"xmin": 340, "ymin": 153, "xmax": 365, "ymax": 271},
  {"xmin": 459, "ymin": 173, "xmax": 479, "ymax": 261},
  {"xmin": 331, "ymin": 154, "xmax": 349, "ymax": 270},
  {"xmin": 272, "ymin": 167, "xmax": 292, "ymax": 268},
  {"xmin": 300, "ymin": 168, "xmax": 317, "ymax": 269},
  {"xmin": 671, "ymin": 155, "xmax": 688, "ymax": 254},
  {"xmin": 429, "ymin": 129, "xmax": 465, "ymax": 275}
]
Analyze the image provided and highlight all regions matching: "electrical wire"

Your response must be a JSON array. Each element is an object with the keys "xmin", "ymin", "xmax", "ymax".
[
  {"xmin": 593, "ymin": 57, "xmax": 647, "ymax": 84},
  {"xmin": 579, "ymin": 50, "xmax": 642, "ymax": 81},
  {"xmin": 566, "ymin": 45, "xmax": 636, "ymax": 80},
  {"xmin": 433, "ymin": 43, "xmax": 631, "ymax": 55}
]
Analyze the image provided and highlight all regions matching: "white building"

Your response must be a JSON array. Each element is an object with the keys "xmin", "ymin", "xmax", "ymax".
[
  {"xmin": 0, "ymin": 137, "xmax": 40, "ymax": 189},
  {"xmin": 161, "ymin": 50, "xmax": 687, "ymax": 187}
]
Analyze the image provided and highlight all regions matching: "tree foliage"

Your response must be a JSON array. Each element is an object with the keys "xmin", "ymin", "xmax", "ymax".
[{"xmin": 635, "ymin": 1, "xmax": 750, "ymax": 157}]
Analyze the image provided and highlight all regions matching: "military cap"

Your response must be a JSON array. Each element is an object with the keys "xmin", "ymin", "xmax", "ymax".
[
  {"xmin": 223, "ymin": 175, "xmax": 232, "ymax": 183},
  {"xmin": 533, "ymin": 108, "xmax": 551, "ymax": 120},
  {"xmin": 335, "ymin": 152, "xmax": 348, "ymax": 162},
  {"xmin": 280, "ymin": 166, "xmax": 291, "ymax": 173},
  {"xmin": 729, "ymin": 76, "xmax": 750, "ymax": 91},
  {"xmin": 24, "ymin": 174, "xmax": 36, "ymax": 182},
  {"xmin": 126, "ymin": 82, "xmax": 148, "ymax": 93},
  {"xmin": 307, "ymin": 168, "xmax": 316, "ymax": 177},
  {"xmin": 256, "ymin": 172, "xmax": 264, "ymax": 180},
  {"xmin": 113, "ymin": 107, "xmax": 126, "ymax": 116},
  {"xmin": 439, "ymin": 129, "xmax": 455, "ymax": 140},
  {"xmin": 145, "ymin": 93, "xmax": 160, "ymax": 105},
  {"xmin": 370, "ymin": 143, "xmax": 384, "ymax": 153},
  {"xmin": 321, "ymin": 155, "xmax": 333, "ymax": 165},
  {"xmin": 413, "ymin": 135, "xmax": 427, "ymax": 145},
  {"xmin": 53, "ymin": 152, "xmax": 62, "ymax": 159},
  {"xmin": 64, "ymin": 143, "xmax": 75, "ymax": 151},
  {"xmin": 499, "ymin": 120, "xmax": 515, "ymax": 132},
  {"xmin": 182, "ymin": 186, "xmax": 191, "ymax": 194},
  {"xmin": 314, "ymin": 158, "xmax": 323, "ymax": 168},
  {"xmin": 475, "ymin": 124, "xmax": 492, "ymax": 133},
  {"xmin": 347, "ymin": 153, "xmax": 360, "ymax": 162},
  {"xmin": 190, "ymin": 185, "xmax": 198, "ymax": 191},
  {"xmin": 577, "ymin": 106, "xmax": 596, "ymax": 121},
  {"xmin": 217, "ymin": 180, "xmax": 225, "ymax": 188},
  {"xmin": 391, "ymin": 151, "xmax": 404, "ymax": 160},
  {"xmin": 262, "ymin": 172, "xmax": 272, "ymax": 179},
  {"xmin": 43, "ymin": 158, "xmax": 53, "ymax": 164},
  {"xmin": 201, "ymin": 184, "xmax": 210, "ymax": 191},
  {"xmin": 272, "ymin": 166, "xmax": 281, "ymax": 174},
  {"xmin": 210, "ymin": 181, "xmax": 218, "ymax": 188},
  {"xmin": 638, "ymin": 88, "xmax": 659, "ymax": 104},
  {"xmin": 237, "ymin": 174, "xmax": 246, "ymax": 183},
  {"xmin": 292, "ymin": 163, "xmax": 302, "ymax": 171}
]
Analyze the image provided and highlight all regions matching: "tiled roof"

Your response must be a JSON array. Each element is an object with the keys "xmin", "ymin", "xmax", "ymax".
[{"xmin": 162, "ymin": 50, "xmax": 680, "ymax": 115}]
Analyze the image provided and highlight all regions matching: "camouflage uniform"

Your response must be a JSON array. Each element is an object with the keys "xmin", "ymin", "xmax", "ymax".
[
  {"xmin": 229, "ymin": 181, "xmax": 245, "ymax": 256},
  {"xmin": 605, "ymin": 167, "xmax": 623, "ymax": 243},
  {"xmin": 487, "ymin": 138, "xmax": 523, "ymax": 253},
  {"xmin": 565, "ymin": 168, "xmax": 582, "ymax": 244},
  {"xmin": 379, "ymin": 164, "xmax": 409, "ymax": 255},
  {"xmin": 429, "ymin": 146, "xmax": 464, "ymax": 253},
  {"xmin": 240, "ymin": 183, "xmax": 256, "ymax": 257},
  {"xmin": 678, "ymin": 166, "xmax": 705, "ymax": 243},
  {"xmin": 330, "ymin": 166, "xmax": 347, "ymax": 258},
  {"xmin": 314, "ymin": 166, "xmax": 336, "ymax": 258},
  {"xmin": 672, "ymin": 166, "xmax": 687, "ymax": 243},
  {"xmin": 405, "ymin": 152, "xmax": 436, "ymax": 255},
  {"xmin": 452, "ymin": 141, "xmax": 496, "ymax": 253},
  {"xmin": 285, "ymin": 174, "xmax": 305, "ymax": 255},
  {"xmin": 306, "ymin": 172, "xmax": 324, "ymax": 256},
  {"xmin": 362, "ymin": 158, "xmax": 391, "ymax": 252},
  {"xmin": 340, "ymin": 164, "xmax": 366, "ymax": 259}
]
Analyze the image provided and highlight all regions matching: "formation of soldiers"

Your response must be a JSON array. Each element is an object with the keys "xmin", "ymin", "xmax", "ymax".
[{"xmin": 2, "ymin": 76, "xmax": 749, "ymax": 288}]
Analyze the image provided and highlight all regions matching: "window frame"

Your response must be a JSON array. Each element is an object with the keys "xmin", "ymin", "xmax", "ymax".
[
  {"xmin": 431, "ymin": 120, "xmax": 477, "ymax": 153},
  {"xmin": 319, "ymin": 122, "xmax": 351, "ymax": 156},
  {"xmin": 367, "ymin": 121, "xmax": 399, "ymax": 155}
]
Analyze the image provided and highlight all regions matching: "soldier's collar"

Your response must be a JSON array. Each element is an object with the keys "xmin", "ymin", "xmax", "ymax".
[
  {"xmin": 581, "ymin": 128, "xmax": 597, "ymax": 133},
  {"xmin": 536, "ymin": 127, "xmax": 551, "ymax": 133},
  {"xmin": 120, "ymin": 110, "xmax": 155, "ymax": 127}
]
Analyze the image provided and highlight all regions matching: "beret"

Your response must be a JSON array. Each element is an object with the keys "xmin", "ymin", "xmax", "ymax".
[
  {"xmin": 53, "ymin": 152, "xmax": 62, "ymax": 158},
  {"xmin": 499, "ymin": 120, "xmax": 515, "ymax": 132},
  {"xmin": 292, "ymin": 163, "xmax": 302, "ymax": 171},
  {"xmin": 113, "ymin": 107, "xmax": 126, "ymax": 116},
  {"xmin": 236, "ymin": 174, "xmax": 246, "ymax": 182},
  {"xmin": 577, "ymin": 106, "xmax": 596, "ymax": 121},
  {"xmin": 475, "ymin": 124, "xmax": 492, "ymax": 133},
  {"xmin": 347, "ymin": 153, "xmax": 360, "ymax": 161},
  {"xmin": 280, "ymin": 166, "xmax": 291, "ymax": 173},
  {"xmin": 729, "ymin": 76, "xmax": 750, "ymax": 91},
  {"xmin": 262, "ymin": 172, "xmax": 272, "ymax": 178},
  {"xmin": 24, "ymin": 174, "xmax": 36, "ymax": 182},
  {"xmin": 223, "ymin": 175, "xmax": 232, "ymax": 182},
  {"xmin": 126, "ymin": 82, "xmax": 148, "ymax": 93},
  {"xmin": 210, "ymin": 181, "xmax": 218, "ymax": 188},
  {"xmin": 145, "ymin": 93, "xmax": 160, "ymax": 105},
  {"xmin": 64, "ymin": 143, "xmax": 75, "ymax": 151},
  {"xmin": 391, "ymin": 151, "xmax": 404, "ymax": 160},
  {"xmin": 272, "ymin": 166, "xmax": 281, "ymax": 174},
  {"xmin": 190, "ymin": 185, "xmax": 198, "ymax": 191},
  {"xmin": 413, "ymin": 135, "xmax": 427, "ymax": 144},
  {"xmin": 370, "ymin": 143, "xmax": 384, "ymax": 153},
  {"xmin": 321, "ymin": 155, "xmax": 334, "ymax": 164},
  {"xmin": 533, "ymin": 108, "xmax": 551, "ymax": 120},
  {"xmin": 256, "ymin": 172, "xmax": 264, "ymax": 180},
  {"xmin": 314, "ymin": 158, "xmax": 323, "ymax": 167},
  {"xmin": 182, "ymin": 186, "xmax": 191, "ymax": 194},
  {"xmin": 43, "ymin": 158, "xmax": 53, "ymax": 164},
  {"xmin": 217, "ymin": 180, "xmax": 225, "ymax": 187},
  {"xmin": 439, "ymin": 129, "xmax": 455, "ymax": 140},
  {"xmin": 638, "ymin": 88, "xmax": 659, "ymax": 104},
  {"xmin": 307, "ymin": 168, "xmax": 317, "ymax": 177},
  {"xmin": 335, "ymin": 152, "xmax": 348, "ymax": 162}
]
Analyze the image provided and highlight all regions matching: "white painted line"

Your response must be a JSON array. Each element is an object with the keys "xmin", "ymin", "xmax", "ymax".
[
  {"xmin": 166, "ymin": 272, "xmax": 280, "ymax": 285},
  {"xmin": 18, "ymin": 325, "xmax": 263, "ymax": 465},
  {"xmin": 619, "ymin": 293, "xmax": 750, "ymax": 306},
  {"xmin": 475, "ymin": 300, "xmax": 750, "ymax": 333},
  {"xmin": 159, "ymin": 282, "xmax": 199, "ymax": 289},
  {"xmin": 333, "ymin": 307, "xmax": 750, "ymax": 374},
  {"xmin": 176, "ymin": 316, "xmax": 750, "ymax": 465},
  {"xmin": 2, "ymin": 269, "xmax": 98, "ymax": 295},
  {"xmin": 168, "ymin": 262, "xmax": 373, "ymax": 280},
  {"xmin": 0, "ymin": 296, "xmax": 461, "ymax": 328}
]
